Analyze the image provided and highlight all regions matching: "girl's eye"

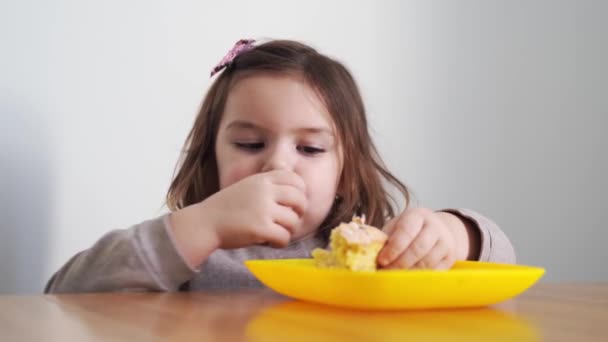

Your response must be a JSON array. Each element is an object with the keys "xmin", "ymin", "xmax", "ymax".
[
  {"xmin": 298, "ymin": 145, "xmax": 326, "ymax": 155},
  {"xmin": 234, "ymin": 142, "xmax": 264, "ymax": 151}
]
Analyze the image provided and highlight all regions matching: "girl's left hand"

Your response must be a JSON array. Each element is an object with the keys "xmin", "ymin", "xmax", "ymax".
[{"xmin": 377, "ymin": 208, "xmax": 461, "ymax": 270}]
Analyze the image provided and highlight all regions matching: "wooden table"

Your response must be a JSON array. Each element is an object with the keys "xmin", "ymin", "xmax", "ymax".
[{"xmin": 1, "ymin": 283, "xmax": 606, "ymax": 341}]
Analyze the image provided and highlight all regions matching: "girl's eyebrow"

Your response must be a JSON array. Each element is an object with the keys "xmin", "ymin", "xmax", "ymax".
[
  {"xmin": 226, "ymin": 120, "xmax": 264, "ymax": 132},
  {"xmin": 225, "ymin": 120, "xmax": 334, "ymax": 137}
]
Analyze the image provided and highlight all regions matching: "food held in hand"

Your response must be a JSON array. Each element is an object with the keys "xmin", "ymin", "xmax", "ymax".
[{"xmin": 312, "ymin": 216, "xmax": 388, "ymax": 271}]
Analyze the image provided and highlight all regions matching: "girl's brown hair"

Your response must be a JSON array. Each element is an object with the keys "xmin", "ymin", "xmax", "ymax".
[{"xmin": 167, "ymin": 39, "xmax": 409, "ymax": 237}]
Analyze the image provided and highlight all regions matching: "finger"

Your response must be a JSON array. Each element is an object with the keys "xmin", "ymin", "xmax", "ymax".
[
  {"xmin": 274, "ymin": 185, "xmax": 308, "ymax": 217},
  {"xmin": 398, "ymin": 223, "xmax": 439, "ymax": 269},
  {"xmin": 377, "ymin": 213, "xmax": 424, "ymax": 267},
  {"xmin": 381, "ymin": 216, "xmax": 399, "ymax": 236},
  {"xmin": 435, "ymin": 256, "xmax": 456, "ymax": 270},
  {"xmin": 263, "ymin": 223, "xmax": 292, "ymax": 248},
  {"xmin": 411, "ymin": 238, "xmax": 448, "ymax": 269},
  {"xmin": 272, "ymin": 204, "xmax": 301, "ymax": 235},
  {"xmin": 268, "ymin": 169, "xmax": 306, "ymax": 193}
]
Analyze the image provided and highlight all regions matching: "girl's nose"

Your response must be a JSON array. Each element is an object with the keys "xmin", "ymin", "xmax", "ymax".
[
  {"xmin": 261, "ymin": 159, "xmax": 291, "ymax": 173},
  {"xmin": 261, "ymin": 144, "xmax": 295, "ymax": 173}
]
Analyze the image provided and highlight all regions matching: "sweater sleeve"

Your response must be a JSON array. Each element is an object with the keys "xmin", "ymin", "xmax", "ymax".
[
  {"xmin": 44, "ymin": 214, "xmax": 196, "ymax": 293},
  {"xmin": 439, "ymin": 208, "xmax": 516, "ymax": 264}
]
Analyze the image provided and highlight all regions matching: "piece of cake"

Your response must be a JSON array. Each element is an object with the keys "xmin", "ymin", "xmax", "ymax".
[{"xmin": 312, "ymin": 216, "xmax": 388, "ymax": 271}]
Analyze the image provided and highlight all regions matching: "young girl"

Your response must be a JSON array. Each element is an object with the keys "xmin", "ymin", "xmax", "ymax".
[{"xmin": 46, "ymin": 39, "xmax": 515, "ymax": 293}]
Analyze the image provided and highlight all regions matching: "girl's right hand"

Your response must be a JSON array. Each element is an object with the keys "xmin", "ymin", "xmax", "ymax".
[
  {"xmin": 201, "ymin": 169, "xmax": 308, "ymax": 249},
  {"xmin": 169, "ymin": 169, "xmax": 307, "ymax": 268}
]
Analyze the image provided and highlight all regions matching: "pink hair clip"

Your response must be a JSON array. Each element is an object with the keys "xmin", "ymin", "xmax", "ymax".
[{"xmin": 210, "ymin": 39, "xmax": 256, "ymax": 77}]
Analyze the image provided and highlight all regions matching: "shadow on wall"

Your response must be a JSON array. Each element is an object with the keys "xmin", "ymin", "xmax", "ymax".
[{"xmin": 0, "ymin": 99, "xmax": 52, "ymax": 294}]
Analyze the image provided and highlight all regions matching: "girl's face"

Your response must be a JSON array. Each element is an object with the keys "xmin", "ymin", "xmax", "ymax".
[{"xmin": 215, "ymin": 74, "xmax": 343, "ymax": 240}]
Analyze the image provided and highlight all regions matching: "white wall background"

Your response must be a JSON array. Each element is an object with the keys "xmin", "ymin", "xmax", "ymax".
[{"xmin": 1, "ymin": 0, "xmax": 606, "ymax": 294}]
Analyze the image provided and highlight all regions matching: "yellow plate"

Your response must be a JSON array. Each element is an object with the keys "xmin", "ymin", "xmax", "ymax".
[{"xmin": 244, "ymin": 259, "xmax": 545, "ymax": 310}]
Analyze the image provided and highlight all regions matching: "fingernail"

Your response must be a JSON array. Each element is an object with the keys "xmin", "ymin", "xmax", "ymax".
[{"xmin": 378, "ymin": 255, "xmax": 388, "ymax": 266}]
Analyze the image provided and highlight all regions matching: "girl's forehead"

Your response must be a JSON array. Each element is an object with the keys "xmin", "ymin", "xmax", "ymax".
[{"xmin": 222, "ymin": 74, "xmax": 337, "ymax": 133}]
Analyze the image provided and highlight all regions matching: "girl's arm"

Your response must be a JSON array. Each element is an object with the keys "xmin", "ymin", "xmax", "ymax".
[
  {"xmin": 438, "ymin": 208, "xmax": 516, "ymax": 264},
  {"xmin": 45, "ymin": 169, "xmax": 305, "ymax": 293},
  {"xmin": 44, "ymin": 214, "xmax": 199, "ymax": 293}
]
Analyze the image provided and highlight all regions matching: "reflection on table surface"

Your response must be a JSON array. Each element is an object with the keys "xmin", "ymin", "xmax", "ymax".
[{"xmin": 247, "ymin": 299, "xmax": 538, "ymax": 342}]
